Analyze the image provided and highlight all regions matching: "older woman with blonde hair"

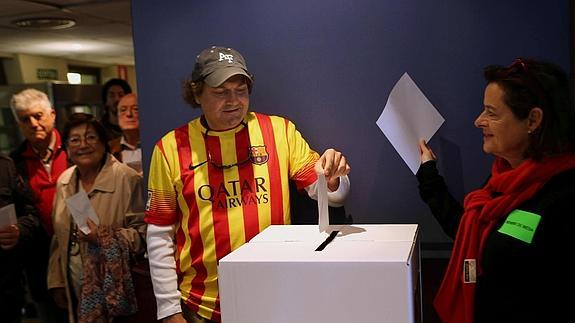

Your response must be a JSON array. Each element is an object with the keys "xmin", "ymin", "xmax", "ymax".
[{"xmin": 48, "ymin": 113, "xmax": 146, "ymax": 322}]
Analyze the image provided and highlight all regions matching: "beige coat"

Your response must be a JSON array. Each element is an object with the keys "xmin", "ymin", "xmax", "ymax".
[{"xmin": 47, "ymin": 154, "xmax": 146, "ymax": 322}]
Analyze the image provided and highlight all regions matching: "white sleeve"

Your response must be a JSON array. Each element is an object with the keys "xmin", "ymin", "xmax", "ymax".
[
  {"xmin": 304, "ymin": 175, "xmax": 350, "ymax": 207},
  {"xmin": 147, "ymin": 224, "xmax": 182, "ymax": 320}
]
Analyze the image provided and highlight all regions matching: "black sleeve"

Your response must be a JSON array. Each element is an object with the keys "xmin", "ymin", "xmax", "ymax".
[
  {"xmin": 416, "ymin": 160, "xmax": 463, "ymax": 238},
  {"xmin": 2, "ymin": 157, "xmax": 44, "ymax": 251},
  {"xmin": 14, "ymin": 181, "xmax": 43, "ymax": 250}
]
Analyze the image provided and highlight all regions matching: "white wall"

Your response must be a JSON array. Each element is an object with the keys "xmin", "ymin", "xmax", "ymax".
[
  {"xmin": 2, "ymin": 53, "xmax": 136, "ymax": 89},
  {"xmin": 101, "ymin": 65, "xmax": 138, "ymax": 93}
]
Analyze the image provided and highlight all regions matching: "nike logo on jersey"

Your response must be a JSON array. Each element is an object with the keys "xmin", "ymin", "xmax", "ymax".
[{"xmin": 189, "ymin": 160, "xmax": 208, "ymax": 170}]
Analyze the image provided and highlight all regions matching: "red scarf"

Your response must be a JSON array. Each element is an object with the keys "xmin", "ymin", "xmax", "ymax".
[{"xmin": 434, "ymin": 154, "xmax": 575, "ymax": 323}]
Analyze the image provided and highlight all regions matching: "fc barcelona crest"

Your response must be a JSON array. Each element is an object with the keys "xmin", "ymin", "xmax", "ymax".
[{"xmin": 249, "ymin": 145, "xmax": 268, "ymax": 165}]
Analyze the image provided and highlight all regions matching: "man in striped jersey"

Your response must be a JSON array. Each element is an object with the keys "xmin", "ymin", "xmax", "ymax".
[{"xmin": 145, "ymin": 46, "xmax": 351, "ymax": 323}]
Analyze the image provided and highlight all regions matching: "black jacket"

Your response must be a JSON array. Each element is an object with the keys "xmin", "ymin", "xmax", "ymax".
[
  {"xmin": 417, "ymin": 160, "xmax": 575, "ymax": 323},
  {"xmin": 0, "ymin": 155, "xmax": 45, "ymax": 315}
]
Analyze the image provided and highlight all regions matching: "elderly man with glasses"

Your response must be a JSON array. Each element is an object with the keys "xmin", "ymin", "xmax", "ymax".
[{"xmin": 110, "ymin": 93, "xmax": 143, "ymax": 175}]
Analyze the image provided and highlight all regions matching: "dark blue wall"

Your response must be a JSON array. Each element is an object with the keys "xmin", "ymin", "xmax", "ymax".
[{"xmin": 132, "ymin": 0, "xmax": 570, "ymax": 247}]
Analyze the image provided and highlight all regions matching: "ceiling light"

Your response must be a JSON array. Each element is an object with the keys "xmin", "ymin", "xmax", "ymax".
[{"xmin": 11, "ymin": 17, "xmax": 76, "ymax": 30}]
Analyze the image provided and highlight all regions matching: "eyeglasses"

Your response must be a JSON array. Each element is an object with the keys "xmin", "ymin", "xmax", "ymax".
[
  {"xmin": 189, "ymin": 141, "xmax": 252, "ymax": 170},
  {"xmin": 189, "ymin": 122, "xmax": 251, "ymax": 170},
  {"xmin": 206, "ymin": 148, "xmax": 251, "ymax": 169},
  {"xmin": 67, "ymin": 133, "xmax": 100, "ymax": 147},
  {"xmin": 508, "ymin": 58, "xmax": 548, "ymax": 106}
]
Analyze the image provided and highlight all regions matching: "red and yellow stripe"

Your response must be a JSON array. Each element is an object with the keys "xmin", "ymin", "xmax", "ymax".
[{"xmin": 145, "ymin": 112, "xmax": 319, "ymax": 321}]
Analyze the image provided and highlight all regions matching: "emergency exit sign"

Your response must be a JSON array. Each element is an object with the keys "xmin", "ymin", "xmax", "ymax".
[{"xmin": 37, "ymin": 68, "xmax": 58, "ymax": 80}]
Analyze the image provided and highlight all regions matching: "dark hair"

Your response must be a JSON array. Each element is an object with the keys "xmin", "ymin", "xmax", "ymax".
[
  {"xmin": 101, "ymin": 78, "xmax": 132, "ymax": 104},
  {"xmin": 182, "ymin": 77, "xmax": 204, "ymax": 108},
  {"xmin": 181, "ymin": 75, "xmax": 253, "ymax": 109},
  {"xmin": 483, "ymin": 58, "xmax": 575, "ymax": 159},
  {"xmin": 63, "ymin": 113, "xmax": 111, "ymax": 153}
]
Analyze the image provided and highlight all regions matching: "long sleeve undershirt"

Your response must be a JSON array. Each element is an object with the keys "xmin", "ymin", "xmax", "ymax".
[{"xmin": 147, "ymin": 175, "xmax": 350, "ymax": 319}]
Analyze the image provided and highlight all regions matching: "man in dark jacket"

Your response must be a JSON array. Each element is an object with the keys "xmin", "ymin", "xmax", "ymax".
[{"xmin": 0, "ymin": 155, "xmax": 45, "ymax": 323}]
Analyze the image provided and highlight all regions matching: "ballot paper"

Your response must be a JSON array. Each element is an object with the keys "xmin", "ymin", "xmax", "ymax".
[
  {"xmin": 317, "ymin": 173, "xmax": 329, "ymax": 233},
  {"xmin": 376, "ymin": 72, "xmax": 445, "ymax": 174},
  {"xmin": 0, "ymin": 204, "xmax": 17, "ymax": 227},
  {"xmin": 65, "ymin": 191, "xmax": 100, "ymax": 234}
]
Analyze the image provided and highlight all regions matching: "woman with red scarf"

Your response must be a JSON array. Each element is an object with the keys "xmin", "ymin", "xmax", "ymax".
[{"xmin": 417, "ymin": 58, "xmax": 575, "ymax": 323}]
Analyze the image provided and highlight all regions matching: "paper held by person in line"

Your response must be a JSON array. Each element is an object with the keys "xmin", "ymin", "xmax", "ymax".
[
  {"xmin": 376, "ymin": 72, "xmax": 445, "ymax": 174},
  {"xmin": 65, "ymin": 190, "xmax": 100, "ymax": 234},
  {"xmin": 0, "ymin": 204, "xmax": 17, "ymax": 227}
]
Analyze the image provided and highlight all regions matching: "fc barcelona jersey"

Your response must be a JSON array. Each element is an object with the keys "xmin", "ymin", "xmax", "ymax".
[{"xmin": 145, "ymin": 112, "xmax": 319, "ymax": 321}]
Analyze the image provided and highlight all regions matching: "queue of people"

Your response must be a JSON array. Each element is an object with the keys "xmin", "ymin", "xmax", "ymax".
[
  {"xmin": 1, "ymin": 47, "xmax": 574, "ymax": 323},
  {"xmin": 3, "ymin": 83, "xmax": 151, "ymax": 323}
]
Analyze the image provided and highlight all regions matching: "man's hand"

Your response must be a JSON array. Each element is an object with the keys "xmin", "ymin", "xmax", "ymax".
[
  {"xmin": 0, "ymin": 224, "xmax": 20, "ymax": 250},
  {"xmin": 316, "ymin": 148, "xmax": 351, "ymax": 191},
  {"xmin": 163, "ymin": 313, "xmax": 187, "ymax": 323},
  {"xmin": 419, "ymin": 139, "xmax": 437, "ymax": 164}
]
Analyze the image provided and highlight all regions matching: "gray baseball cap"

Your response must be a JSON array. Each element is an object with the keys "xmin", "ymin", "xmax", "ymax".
[{"xmin": 192, "ymin": 46, "xmax": 253, "ymax": 87}]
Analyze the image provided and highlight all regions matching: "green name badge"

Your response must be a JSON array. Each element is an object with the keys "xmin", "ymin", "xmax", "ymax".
[{"xmin": 497, "ymin": 209, "xmax": 541, "ymax": 244}]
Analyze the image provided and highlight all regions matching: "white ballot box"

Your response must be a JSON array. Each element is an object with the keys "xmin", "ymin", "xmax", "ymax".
[{"xmin": 219, "ymin": 224, "xmax": 421, "ymax": 323}]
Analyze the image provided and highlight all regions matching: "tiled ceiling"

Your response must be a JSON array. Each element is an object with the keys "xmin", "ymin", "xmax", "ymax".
[{"xmin": 0, "ymin": 0, "xmax": 134, "ymax": 66}]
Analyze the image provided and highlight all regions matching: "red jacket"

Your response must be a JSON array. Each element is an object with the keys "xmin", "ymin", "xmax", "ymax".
[{"xmin": 10, "ymin": 129, "xmax": 68, "ymax": 236}]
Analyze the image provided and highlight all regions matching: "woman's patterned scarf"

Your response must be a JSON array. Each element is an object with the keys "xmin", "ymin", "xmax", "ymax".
[{"xmin": 78, "ymin": 226, "xmax": 137, "ymax": 323}]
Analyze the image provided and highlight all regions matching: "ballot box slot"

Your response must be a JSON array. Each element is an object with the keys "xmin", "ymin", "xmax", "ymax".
[{"xmin": 315, "ymin": 230, "xmax": 339, "ymax": 251}]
